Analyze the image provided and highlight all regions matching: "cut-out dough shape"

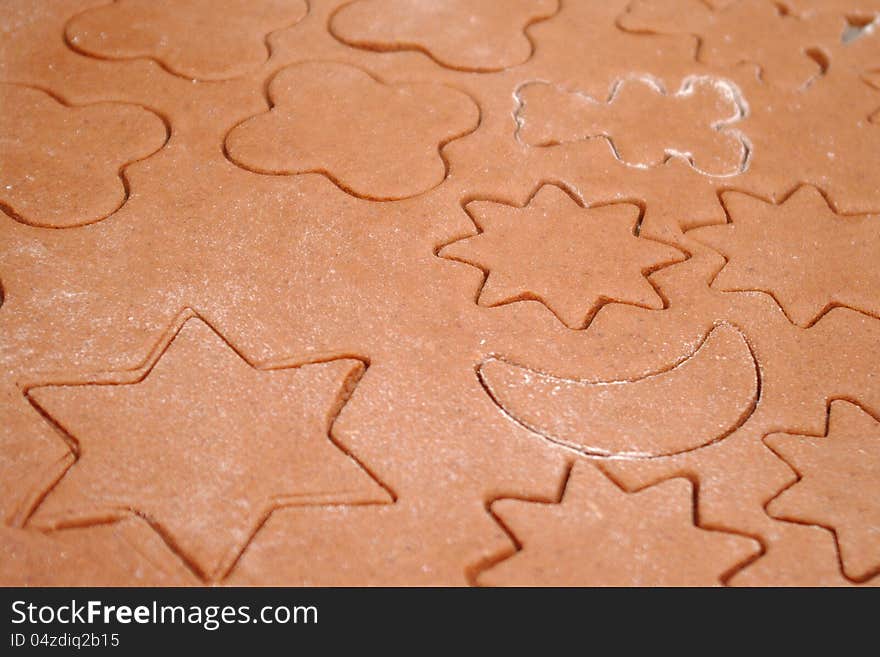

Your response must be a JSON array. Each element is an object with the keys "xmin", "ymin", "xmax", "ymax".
[
  {"xmin": 224, "ymin": 61, "xmax": 479, "ymax": 200},
  {"xmin": 515, "ymin": 76, "xmax": 749, "ymax": 176},
  {"xmin": 478, "ymin": 323, "xmax": 759, "ymax": 458},
  {"xmin": 801, "ymin": 3, "xmax": 879, "ymax": 74},
  {"xmin": 765, "ymin": 400, "xmax": 880, "ymax": 581},
  {"xmin": 0, "ymin": 519, "xmax": 198, "ymax": 586},
  {"xmin": 330, "ymin": 0, "xmax": 559, "ymax": 71},
  {"xmin": 65, "ymin": 0, "xmax": 307, "ymax": 80},
  {"xmin": 619, "ymin": 0, "xmax": 841, "ymax": 88},
  {"xmin": 438, "ymin": 184, "xmax": 685, "ymax": 329},
  {"xmin": 26, "ymin": 316, "xmax": 391, "ymax": 581},
  {"xmin": 0, "ymin": 84, "xmax": 167, "ymax": 228},
  {"xmin": 479, "ymin": 464, "xmax": 760, "ymax": 586},
  {"xmin": 730, "ymin": 523, "xmax": 880, "ymax": 587},
  {"xmin": 727, "ymin": 59, "xmax": 880, "ymax": 213},
  {"xmin": 688, "ymin": 185, "xmax": 880, "ymax": 327}
]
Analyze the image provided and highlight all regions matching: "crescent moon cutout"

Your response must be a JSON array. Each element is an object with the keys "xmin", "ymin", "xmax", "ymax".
[{"xmin": 478, "ymin": 323, "xmax": 759, "ymax": 459}]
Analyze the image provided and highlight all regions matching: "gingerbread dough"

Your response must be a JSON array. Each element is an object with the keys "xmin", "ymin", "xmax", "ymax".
[{"xmin": 1, "ymin": 0, "xmax": 879, "ymax": 587}]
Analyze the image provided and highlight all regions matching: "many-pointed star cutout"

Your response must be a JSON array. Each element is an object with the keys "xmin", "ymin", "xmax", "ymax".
[
  {"xmin": 765, "ymin": 400, "xmax": 880, "ymax": 582},
  {"xmin": 438, "ymin": 184, "xmax": 685, "ymax": 328},
  {"xmin": 479, "ymin": 464, "xmax": 759, "ymax": 586},
  {"xmin": 688, "ymin": 186, "xmax": 880, "ymax": 327},
  {"xmin": 25, "ymin": 313, "xmax": 392, "ymax": 581}
]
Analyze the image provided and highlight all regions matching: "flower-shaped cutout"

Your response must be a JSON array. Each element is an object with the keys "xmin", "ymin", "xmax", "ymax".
[
  {"xmin": 0, "ymin": 84, "xmax": 167, "ymax": 228},
  {"xmin": 225, "ymin": 62, "xmax": 479, "ymax": 200},
  {"xmin": 765, "ymin": 400, "xmax": 880, "ymax": 581},
  {"xmin": 65, "ymin": 0, "xmax": 307, "ymax": 80},
  {"xmin": 687, "ymin": 185, "xmax": 880, "ymax": 327},
  {"xmin": 26, "ymin": 315, "xmax": 391, "ymax": 581},
  {"xmin": 438, "ymin": 184, "xmax": 685, "ymax": 328},
  {"xmin": 478, "ymin": 464, "xmax": 759, "ymax": 586},
  {"xmin": 330, "ymin": 0, "xmax": 559, "ymax": 71}
]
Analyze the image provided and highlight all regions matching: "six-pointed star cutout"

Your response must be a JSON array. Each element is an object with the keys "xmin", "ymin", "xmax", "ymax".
[
  {"xmin": 26, "ymin": 316, "xmax": 391, "ymax": 581},
  {"xmin": 765, "ymin": 400, "xmax": 880, "ymax": 582},
  {"xmin": 479, "ymin": 463, "xmax": 759, "ymax": 586},
  {"xmin": 688, "ymin": 186, "xmax": 880, "ymax": 327},
  {"xmin": 438, "ymin": 184, "xmax": 685, "ymax": 328}
]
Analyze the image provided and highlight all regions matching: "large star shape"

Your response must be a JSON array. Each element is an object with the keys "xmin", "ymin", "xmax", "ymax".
[
  {"xmin": 765, "ymin": 400, "xmax": 880, "ymax": 581},
  {"xmin": 688, "ymin": 185, "xmax": 880, "ymax": 326},
  {"xmin": 26, "ymin": 314, "xmax": 391, "ymax": 581},
  {"xmin": 439, "ymin": 184, "xmax": 685, "ymax": 328}
]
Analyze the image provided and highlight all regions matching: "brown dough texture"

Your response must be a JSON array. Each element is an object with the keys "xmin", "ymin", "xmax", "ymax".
[
  {"xmin": 1, "ymin": 0, "xmax": 879, "ymax": 586},
  {"xmin": 330, "ymin": 0, "xmax": 559, "ymax": 71},
  {"xmin": 0, "ymin": 83, "xmax": 168, "ymax": 227},
  {"xmin": 66, "ymin": 0, "xmax": 308, "ymax": 80},
  {"xmin": 515, "ymin": 77, "xmax": 748, "ymax": 175},
  {"xmin": 224, "ymin": 61, "xmax": 479, "ymax": 199}
]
